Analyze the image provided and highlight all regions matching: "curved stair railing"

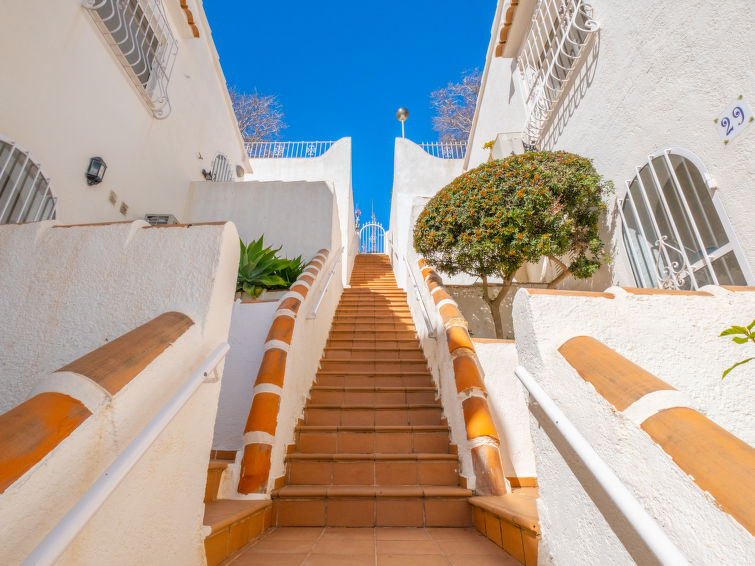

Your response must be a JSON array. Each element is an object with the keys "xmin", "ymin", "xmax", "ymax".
[
  {"xmin": 238, "ymin": 249, "xmax": 331, "ymax": 494},
  {"xmin": 416, "ymin": 258, "xmax": 509, "ymax": 495}
]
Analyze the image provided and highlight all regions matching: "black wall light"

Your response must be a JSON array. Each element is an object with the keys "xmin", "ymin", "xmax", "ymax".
[{"xmin": 86, "ymin": 156, "xmax": 107, "ymax": 185}]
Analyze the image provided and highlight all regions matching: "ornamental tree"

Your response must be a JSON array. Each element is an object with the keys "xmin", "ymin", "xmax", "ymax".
[{"xmin": 413, "ymin": 151, "xmax": 611, "ymax": 339}]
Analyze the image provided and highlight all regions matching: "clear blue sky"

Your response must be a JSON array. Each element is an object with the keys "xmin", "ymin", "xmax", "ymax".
[{"xmin": 204, "ymin": 1, "xmax": 495, "ymax": 227}]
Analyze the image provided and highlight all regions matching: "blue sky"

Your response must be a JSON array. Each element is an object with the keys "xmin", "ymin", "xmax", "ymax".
[{"xmin": 204, "ymin": 1, "xmax": 495, "ymax": 227}]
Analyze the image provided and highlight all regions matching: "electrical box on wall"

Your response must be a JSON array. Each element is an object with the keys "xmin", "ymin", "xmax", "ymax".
[{"xmin": 144, "ymin": 214, "xmax": 179, "ymax": 225}]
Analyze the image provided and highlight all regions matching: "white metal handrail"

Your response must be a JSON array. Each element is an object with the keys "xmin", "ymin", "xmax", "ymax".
[
  {"xmin": 514, "ymin": 365, "xmax": 690, "ymax": 565},
  {"xmin": 245, "ymin": 141, "xmax": 335, "ymax": 159},
  {"xmin": 404, "ymin": 255, "xmax": 436, "ymax": 339},
  {"xmin": 22, "ymin": 342, "xmax": 231, "ymax": 566},
  {"xmin": 418, "ymin": 141, "xmax": 467, "ymax": 159},
  {"xmin": 309, "ymin": 247, "xmax": 343, "ymax": 318}
]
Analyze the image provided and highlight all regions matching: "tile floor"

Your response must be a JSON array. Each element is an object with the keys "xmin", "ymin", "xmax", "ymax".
[{"xmin": 224, "ymin": 526, "xmax": 520, "ymax": 565}]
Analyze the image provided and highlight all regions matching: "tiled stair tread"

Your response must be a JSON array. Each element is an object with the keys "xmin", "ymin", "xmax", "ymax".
[
  {"xmin": 306, "ymin": 403, "xmax": 440, "ymax": 409},
  {"xmin": 310, "ymin": 385, "xmax": 436, "ymax": 391},
  {"xmin": 470, "ymin": 489, "xmax": 540, "ymax": 534},
  {"xmin": 203, "ymin": 500, "xmax": 271, "ymax": 534},
  {"xmin": 297, "ymin": 425, "xmax": 450, "ymax": 432},
  {"xmin": 316, "ymin": 370, "xmax": 430, "ymax": 376},
  {"xmin": 274, "ymin": 485, "xmax": 472, "ymax": 498},
  {"xmin": 286, "ymin": 453, "xmax": 458, "ymax": 461}
]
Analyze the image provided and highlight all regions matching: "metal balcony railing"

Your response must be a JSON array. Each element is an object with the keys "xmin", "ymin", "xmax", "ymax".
[
  {"xmin": 245, "ymin": 141, "xmax": 335, "ymax": 159},
  {"xmin": 418, "ymin": 141, "xmax": 467, "ymax": 159}
]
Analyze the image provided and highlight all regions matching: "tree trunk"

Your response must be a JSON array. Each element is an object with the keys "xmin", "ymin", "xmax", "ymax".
[{"xmin": 481, "ymin": 274, "xmax": 513, "ymax": 340}]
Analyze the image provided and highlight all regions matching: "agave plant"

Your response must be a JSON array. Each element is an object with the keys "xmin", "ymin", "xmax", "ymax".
[{"xmin": 237, "ymin": 236, "xmax": 307, "ymax": 298}]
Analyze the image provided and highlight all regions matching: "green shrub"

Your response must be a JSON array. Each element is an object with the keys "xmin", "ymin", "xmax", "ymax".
[
  {"xmin": 720, "ymin": 320, "xmax": 755, "ymax": 378},
  {"xmin": 414, "ymin": 151, "xmax": 611, "ymax": 338},
  {"xmin": 237, "ymin": 236, "xmax": 306, "ymax": 298}
]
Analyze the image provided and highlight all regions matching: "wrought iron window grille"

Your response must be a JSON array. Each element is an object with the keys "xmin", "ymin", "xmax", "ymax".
[
  {"xmin": 83, "ymin": 0, "xmax": 178, "ymax": 119},
  {"xmin": 517, "ymin": 0, "xmax": 599, "ymax": 146},
  {"xmin": 0, "ymin": 136, "xmax": 57, "ymax": 225}
]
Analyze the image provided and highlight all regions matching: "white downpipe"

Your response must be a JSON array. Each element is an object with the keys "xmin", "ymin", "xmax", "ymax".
[
  {"xmin": 514, "ymin": 365, "xmax": 691, "ymax": 566},
  {"xmin": 308, "ymin": 247, "xmax": 343, "ymax": 318},
  {"xmin": 403, "ymin": 255, "xmax": 436, "ymax": 339},
  {"xmin": 22, "ymin": 342, "xmax": 231, "ymax": 566}
]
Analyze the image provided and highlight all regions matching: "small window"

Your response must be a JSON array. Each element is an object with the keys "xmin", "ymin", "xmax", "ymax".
[
  {"xmin": 618, "ymin": 148, "xmax": 752, "ymax": 289},
  {"xmin": 0, "ymin": 136, "xmax": 56, "ymax": 225},
  {"xmin": 84, "ymin": 0, "xmax": 178, "ymax": 119},
  {"xmin": 210, "ymin": 153, "xmax": 233, "ymax": 182}
]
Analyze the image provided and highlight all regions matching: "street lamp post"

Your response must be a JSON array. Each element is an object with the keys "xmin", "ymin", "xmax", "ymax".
[{"xmin": 396, "ymin": 107, "xmax": 409, "ymax": 138}]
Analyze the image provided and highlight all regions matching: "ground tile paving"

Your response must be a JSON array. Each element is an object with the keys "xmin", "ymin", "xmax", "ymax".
[{"xmin": 225, "ymin": 527, "xmax": 520, "ymax": 566}]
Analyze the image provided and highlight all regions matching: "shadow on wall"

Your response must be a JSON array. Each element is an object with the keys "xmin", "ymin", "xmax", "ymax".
[
  {"xmin": 446, "ymin": 282, "xmax": 547, "ymax": 340},
  {"xmin": 539, "ymin": 30, "xmax": 601, "ymax": 151}
]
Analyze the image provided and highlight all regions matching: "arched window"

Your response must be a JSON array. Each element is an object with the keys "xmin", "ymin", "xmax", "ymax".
[
  {"xmin": 0, "ymin": 136, "xmax": 56, "ymax": 225},
  {"xmin": 210, "ymin": 153, "xmax": 233, "ymax": 182},
  {"xmin": 618, "ymin": 148, "xmax": 752, "ymax": 290}
]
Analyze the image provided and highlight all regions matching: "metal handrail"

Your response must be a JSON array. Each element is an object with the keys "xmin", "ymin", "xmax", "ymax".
[
  {"xmin": 245, "ymin": 141, "xmax": 335, "ymax": 159},
  {"xmin": 513, "ymin": 365, "xmax": 690, "ymax": 565},
  {"xmin": 403, "ymin": 255, "xmax": 436, "ymax": 339},
  {"xmin": 308, "ymin": 247, "xmax": 343, "ymax": 318},
  {"xmin": 22, "ymin": 342, "xmax": 231, "ymax": 566},
  {"xmin": 418, "ymin": 141, "xmax": 467, "ymax": 159}
]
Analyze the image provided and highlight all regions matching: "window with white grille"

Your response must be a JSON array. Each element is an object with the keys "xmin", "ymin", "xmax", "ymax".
[
  {"xmin": 83, "ymin": 0, "xmax": 178, "ymax": 119},
  {"xmin": 517, "ymin": 0, "xmax": 598, "ymax": 145},
  {"xmin": 618, "ymin": 148, "xmax": 752, "ymax": 290},
  {"xmin": 0, "ymin": 136, "xmax": 56, "ymax": 225},
  {"xmin": 210, "ymin": 153, "xmax": 233, "ymax": 182}
]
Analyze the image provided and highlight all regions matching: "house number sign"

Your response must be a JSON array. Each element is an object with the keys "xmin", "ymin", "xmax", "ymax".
[{"xmin": 715, "ymin": 96, "xmax": 753, "ymax": 144}]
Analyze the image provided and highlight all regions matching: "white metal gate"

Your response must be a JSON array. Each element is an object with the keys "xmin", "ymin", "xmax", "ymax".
[{"xmin": 359, "ymin": 220, "xmax": 385, "ymax": 254}]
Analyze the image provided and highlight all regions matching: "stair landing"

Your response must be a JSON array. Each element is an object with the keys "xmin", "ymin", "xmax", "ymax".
[{"xmin": 221, "ymin": 526, "xmax": 520, "ymax": 565}]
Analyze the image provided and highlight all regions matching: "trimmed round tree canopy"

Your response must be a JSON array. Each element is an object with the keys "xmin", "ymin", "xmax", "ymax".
[{"xmin": 413, "ymin": 151, "xmax": 611, "ymax": 283}]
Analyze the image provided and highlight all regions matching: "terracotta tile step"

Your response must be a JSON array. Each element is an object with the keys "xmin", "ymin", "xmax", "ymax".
[
  {"xmin": 319, "ymin": 360, "xmax": 428, "ymax": 373},
  {"xmin": 285, "ymin": 454, "xmax": 461, "ymax": 486},
  {"xmin": 326, "ymin": 339, "xmax": 420, "ymax": 347},
  {"xmin": 333, "ymin": 310, "xmax": 411, "ymax": 316},
  {"xmin": 303, "ymin": 404, "xmax": 443, "ymax": 426},
  {"xmin": 326, "ymin": 334, "xmax": 418, "ymax": 342},
  {"xmin": 272, "ymin": 486, "xmax": 473, "ymax": 527},
  {"xmin": 329, "ymin": 325, "xmax": 416, "ymax": 332},
  {"xmin": 203, "ymin": 500, "xmax": 272, "ymax": 566},
  {"xmin": 315, "ymin": 375, "xmax": 434, "ymax": 387},
  {"xmin": 309, "ymin": 386, "xmax": 436, "ymax": 405},
  {"xmin": 316, "ymin": 369, "xmax": 431, "ymax": 377},
  {"xmin": 322, "ymin": 348, "xmax": 425, "ymax": 360}
]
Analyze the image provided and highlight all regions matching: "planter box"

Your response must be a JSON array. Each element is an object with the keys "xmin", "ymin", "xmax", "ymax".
[{"xmin": 235, "ymin": 289, "xmax": 288, "ymax": 303}]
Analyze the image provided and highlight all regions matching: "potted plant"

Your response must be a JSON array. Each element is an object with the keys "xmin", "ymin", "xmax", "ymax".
[{"xmin": 237, "ymin": 236, "xmax": 306, "ymax": 301}]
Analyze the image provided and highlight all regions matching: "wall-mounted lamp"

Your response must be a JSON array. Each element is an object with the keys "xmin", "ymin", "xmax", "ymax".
[
  {"xmin": 86, "ymin": 156, "xmax": 107, "ymax": 185},
  {"xmin": 396, "ymin": 107, "xmax": 409, "ymax": 138}
]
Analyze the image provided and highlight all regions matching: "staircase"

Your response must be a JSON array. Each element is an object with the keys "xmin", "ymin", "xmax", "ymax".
[{"xmin": 272, "ymin": 254, "xmax": 473, "ymax": 526}]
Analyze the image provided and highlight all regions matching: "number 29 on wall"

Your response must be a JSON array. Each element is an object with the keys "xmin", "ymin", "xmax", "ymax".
[{"xmin": 716, "ymin": 97, "xmax": 753, "ymax": 144}]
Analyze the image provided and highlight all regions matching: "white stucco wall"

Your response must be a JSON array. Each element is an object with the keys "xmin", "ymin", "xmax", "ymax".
[
  {"xmin": 473, "ymin": 341, "xmax": 537, "ymax": 479},
  {"xmin": 536, "ymin": 0, "xmax": 755, "ymax": 282},
  {"xmin": 388, "ymin": 138, "xmax": 465, "ymax": 288},
  {"xmin": 185, "ymin": 180, "xmax": 340, "ymax": 261},
  {"xmin": 468, "ymin": 0, "xmax": 755, "ymax": 288},
  {"xmin": 0, "ymin": 1, "xmax": 248, "ymax": 226},
  {"xmin": 513, "ymin": 288, "xmax": 755, "ymax": 565},
  {"xmin": 0, "ymin": 220, "xmax": 239, "ymax": 565},
  {"xmin": 0, "ymin": 221, "xmax": 238, "ymax": 413},
  {"xmin": 212, "ymin": 299, "xmax": 280, "ymax": 451},
  {"xmin": 246, "ymin": 138, "xmax": 355, "ymax": 283}
]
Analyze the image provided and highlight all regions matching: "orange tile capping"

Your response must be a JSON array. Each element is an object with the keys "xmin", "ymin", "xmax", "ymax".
[
  {"xmin": 0, "ymin": 311, "xmax": 194, "ymax": 494},
  {"xmin": 238, "ymin": 249, "xmax": 330, "ymax": 494},
  {"xmin": 560, "ymin": 336, "xmax": 755, "ymax": 535},
  {"xmin": 417, "ymin": 258, "xmax": 508, "ymax": 496},
  {"xmin": 0, "ymin": 393, "xmax": 91, "ymax": 493},
  {"xmin": 179, "ymin": 0, "xmax": 200, "ymax": 38},
  {"xmin": 57, "ymin": 312, "xmax": 194, "ymax": 396},
  {"xmin": 494, "ymin": 1, "xmax": 520, "ymax": 57},
  {"xmin": 559, "ymin": 336, "xmax": 675, "ymax": 411}
]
